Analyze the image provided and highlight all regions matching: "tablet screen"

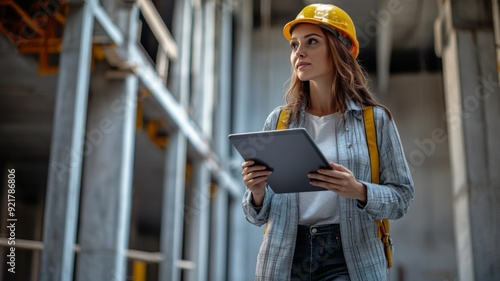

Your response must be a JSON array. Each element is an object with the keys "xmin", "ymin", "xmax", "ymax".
[{"xmin": 229, "ymin": 128, "xmax": 330, "ymax": 193}]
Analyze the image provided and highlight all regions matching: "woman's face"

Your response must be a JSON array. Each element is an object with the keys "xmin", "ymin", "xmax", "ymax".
[{"xmin": 289, "ymin": 23, "xmax": 333, "ymax": 82}]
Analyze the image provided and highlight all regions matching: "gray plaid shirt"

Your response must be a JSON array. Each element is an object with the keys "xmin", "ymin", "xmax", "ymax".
[{"xmin": 242, "ymin": 99, "xmax": 414, "ymax": 281}]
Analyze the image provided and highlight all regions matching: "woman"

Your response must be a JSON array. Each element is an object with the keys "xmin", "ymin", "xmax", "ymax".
[{"xmin": 241, "ymin": 3, "xmax": 414, "ymax": 281}]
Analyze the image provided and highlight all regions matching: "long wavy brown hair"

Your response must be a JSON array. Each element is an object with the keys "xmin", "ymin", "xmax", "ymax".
[{"xmin": 282, "ymin": 26, "xmax": 391, "ymax": 126}]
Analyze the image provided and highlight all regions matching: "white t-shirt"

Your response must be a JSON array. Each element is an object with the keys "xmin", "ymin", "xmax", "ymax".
[{"xmin": 298, "ymin": 112, "xmax": 340, "ymax": 226}]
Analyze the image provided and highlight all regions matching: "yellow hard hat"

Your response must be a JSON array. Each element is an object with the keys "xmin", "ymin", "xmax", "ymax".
[{"xmin": 283, "ymin": 3, "xmax": 359, "ymax": 58}]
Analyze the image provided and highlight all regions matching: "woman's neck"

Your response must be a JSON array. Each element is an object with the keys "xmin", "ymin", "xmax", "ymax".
[
  {"xmin": 306, "ymin": 105, "xmax": 337, "ymax": 117},
  {"xmin": 307, "ymin": 80, "xmax": 338, "ymax": 117}
]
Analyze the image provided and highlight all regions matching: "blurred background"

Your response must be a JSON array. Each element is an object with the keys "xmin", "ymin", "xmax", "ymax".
[{"xmin": 0, "ymin": 0, "xmax": 499, "ymax": 280}]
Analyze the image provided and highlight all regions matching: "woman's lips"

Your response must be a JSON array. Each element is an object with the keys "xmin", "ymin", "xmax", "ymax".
[{"xmin": 296, "ymin": 62, "xmax": 310, "ymax": 70}]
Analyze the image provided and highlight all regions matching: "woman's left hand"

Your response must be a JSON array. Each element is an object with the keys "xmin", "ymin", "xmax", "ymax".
[{"xmin": 308, "ymin": 162, "xmax": 367, "ymax": 203}]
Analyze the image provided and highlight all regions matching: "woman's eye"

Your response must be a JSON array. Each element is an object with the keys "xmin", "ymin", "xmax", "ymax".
[
  {"xmin": 307, "ymin": 38, "xmax": 317, "ymax": 45},
  {"xmin": 290, "ymin": 42, "xmax": 298, "ymax": 49}
]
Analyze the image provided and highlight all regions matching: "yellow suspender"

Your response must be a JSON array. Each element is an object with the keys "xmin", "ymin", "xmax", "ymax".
[
  {"xmin": 276, "ymin": 109, "xmax": 289, "ymax": 130},
  {"xmin": 363, "ymin": 106, "xmax": 392, "ymax": 269},
  {"xmin": 363, "ymin": 106, "xmax": 379, "ymax": 183}
]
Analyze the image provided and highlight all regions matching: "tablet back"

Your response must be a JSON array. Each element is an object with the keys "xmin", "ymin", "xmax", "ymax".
[{"xmin": 228, "ymin": 128, "xmax": 330, "ymax": 193}]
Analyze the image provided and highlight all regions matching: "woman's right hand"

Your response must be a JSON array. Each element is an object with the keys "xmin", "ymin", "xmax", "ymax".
[{"xmin": 241, "ymin": 160, "xmax": 272, "ymax": 206}]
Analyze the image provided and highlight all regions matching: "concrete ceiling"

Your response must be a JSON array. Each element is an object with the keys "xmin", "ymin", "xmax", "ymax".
[
  {"xmin": 0, "ymin": 36, "xmax": 56, "ymax": 161},
  {"xmin": 256, "ymin": 0, "xmax": 440, "ymax": 72},
  {"xmin": 0, "ymin": 0, "xmax": 440, "ymax": 162}
]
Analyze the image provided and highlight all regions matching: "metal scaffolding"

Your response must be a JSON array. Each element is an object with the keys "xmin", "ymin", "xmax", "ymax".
[{"xmin": 0, "ymin": 0, "xmax": 246, "ymax": 280}]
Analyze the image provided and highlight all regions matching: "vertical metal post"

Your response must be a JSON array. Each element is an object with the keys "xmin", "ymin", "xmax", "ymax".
[
  {"xmin": 210, "ymin": 1, "xmax": 233, "ymax": 280},
  {"xmin": 190, "ymin": 0, "xmax": 203, "ymax": 125},
  {"xmin": 39, "ymin": 2, "xmax": 94, "ymax": 280},
  {"xmin": 184, "ymin": 161, "xmax": 211, "ymax": 281},
  {"xmin": 160, "ymin": 129, "xmax": 187, "ymax": 281},
  {"xmin": 183, "ymin": 0, "xmax": 216, "ymax": 279},
  {"xmin": 200, "ymin": 0, "xmax": 216, "ymax": 135},
  {"xmin": 195, "ymin": 1, "xmax": 217, "ymax": 280},
  {"xmin": 229, "ymin": 0, "xmax": 253, "ymax": 279},
  {"xmin": 159, "ymin": 0, "xmax": 192, "ymax": 280}
]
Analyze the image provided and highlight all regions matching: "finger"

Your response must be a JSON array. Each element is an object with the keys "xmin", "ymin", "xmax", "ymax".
[
  {"xmin": 308, "ymin": 179, "xmax": 336, "ymax": 191},
  {"xmin": 241, "ymin": 160, "xmax": 255, "ymax": 168},
  {"xmin": 246, "ymin": 174, "xmax": 268, "ymax": 182},
  {"xmin": 245, "ymin": 169, "xmax": 272, "ymax": 179},
  {"xmin": 308, "ymin": 173, "xmax": 331, "ymax": 183},
  {"xmin": 243, "ymin": 168, "xmax": 272, "ymax": 182},
  {"xmin": 245, "ymin": 175, "xmax": 269, "ymax": 187},
  {"xmin": 242, "ymin": 161, "xmax": 269, "ymax": 172},
  {"xmin": 329, "ymin": 162, "xmax": 347, "ymax": 172},
  {"xmin": 308, "ymin": 173, "xmax": 348, "ymax": 186},
  {"xmin": 243, "ymin": 165, "xmax": 269, "ymax": 177},
  {"xmin": 308, "ymin": 175, "xmax": 341, "ymax": 188}
]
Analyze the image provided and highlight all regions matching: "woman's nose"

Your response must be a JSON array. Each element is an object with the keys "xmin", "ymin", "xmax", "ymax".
[{"xmin": 295, "ymin": 46, "xmax": 306, "ymax": 57}]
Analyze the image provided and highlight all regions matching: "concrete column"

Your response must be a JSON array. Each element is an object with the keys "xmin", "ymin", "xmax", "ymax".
[
  {"xmin": 75, "ymin": 2, "xmax": 139, "ymax": 281},
  {"xmin": 39, "ymin": 2, "xmax": 94, "ymax": 281},
  {"xmin": 438, "ymin": 0, "xmax": 500, "ymax": 280},
  {"xmin": 75, "ymin": 63, "xmax": 138, "ymax": 280}
]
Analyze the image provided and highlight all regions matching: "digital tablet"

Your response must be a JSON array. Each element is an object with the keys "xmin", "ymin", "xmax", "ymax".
[{"xmin": 228, "ymin": 128, "xmax": 331, "ymax": 193}]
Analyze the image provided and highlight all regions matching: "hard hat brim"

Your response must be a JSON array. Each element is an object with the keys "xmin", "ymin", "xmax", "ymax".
[{"xmin": 283, "ymin": 18, "xmax": 360, "ymax": 58}]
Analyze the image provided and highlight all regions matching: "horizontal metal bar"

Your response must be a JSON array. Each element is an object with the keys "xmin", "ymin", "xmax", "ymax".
[
  {"xmin": 0, "ymin": 238, "xmax": 194, "ymax": 267},
  {"xmin": 0, "ymin": 238, "xmax": 43, "ymax": 250},
  {"xmin": 126, "ymin": 249, "xmax": 162, "ymax": 263}
]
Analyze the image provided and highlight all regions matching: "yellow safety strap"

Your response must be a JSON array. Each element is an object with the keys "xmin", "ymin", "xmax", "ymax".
[
  {"xmin": 276, "ymin": 109, "xmax": 289, "ymax": 130},
  {"xmin": 363, "ymin": 106, "xmax": 379, "ymax": 183},
  {"xmin": 363, "ymin": 106, "xmax": 392, "ymax": 269}
]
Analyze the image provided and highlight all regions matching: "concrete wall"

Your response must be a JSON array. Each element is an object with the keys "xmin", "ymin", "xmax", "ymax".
[{"xmin": 383, "ymin": 73, "xmax": 456, "ymax": 281}]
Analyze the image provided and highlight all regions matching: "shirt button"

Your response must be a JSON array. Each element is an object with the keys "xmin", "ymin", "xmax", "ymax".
[{"xmin": 347, "ymin": 142, "xmax": 352, "ymax": 148}]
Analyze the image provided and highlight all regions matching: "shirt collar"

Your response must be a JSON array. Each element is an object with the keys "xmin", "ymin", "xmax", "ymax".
[{"xmin": 345, "ymin": 98, "xmax": 363, "ymax": 120}]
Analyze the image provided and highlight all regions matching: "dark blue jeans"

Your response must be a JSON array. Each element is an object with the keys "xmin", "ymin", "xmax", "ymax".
[{"xmin": 291, "ymin": 224, "xmax": 350, "ymax": 281}]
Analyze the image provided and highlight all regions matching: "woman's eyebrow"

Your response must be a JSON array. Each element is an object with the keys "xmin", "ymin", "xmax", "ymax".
[
  {"xmin": 290, "ymin": 33, "xmax": 323, "ymax": 40},
  {"xmin": 304, "ymin": 33, "xmax": 322, "ymax": 38}
]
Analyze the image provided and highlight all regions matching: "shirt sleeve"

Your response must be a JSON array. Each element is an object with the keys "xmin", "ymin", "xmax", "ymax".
[
  {"xmin": 242, "ymin": 185, "xmax": 275, "ymax": 226},
  {"xmin": 359, "ymin": 107, "xmax": 415, "ymax": 220}
]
